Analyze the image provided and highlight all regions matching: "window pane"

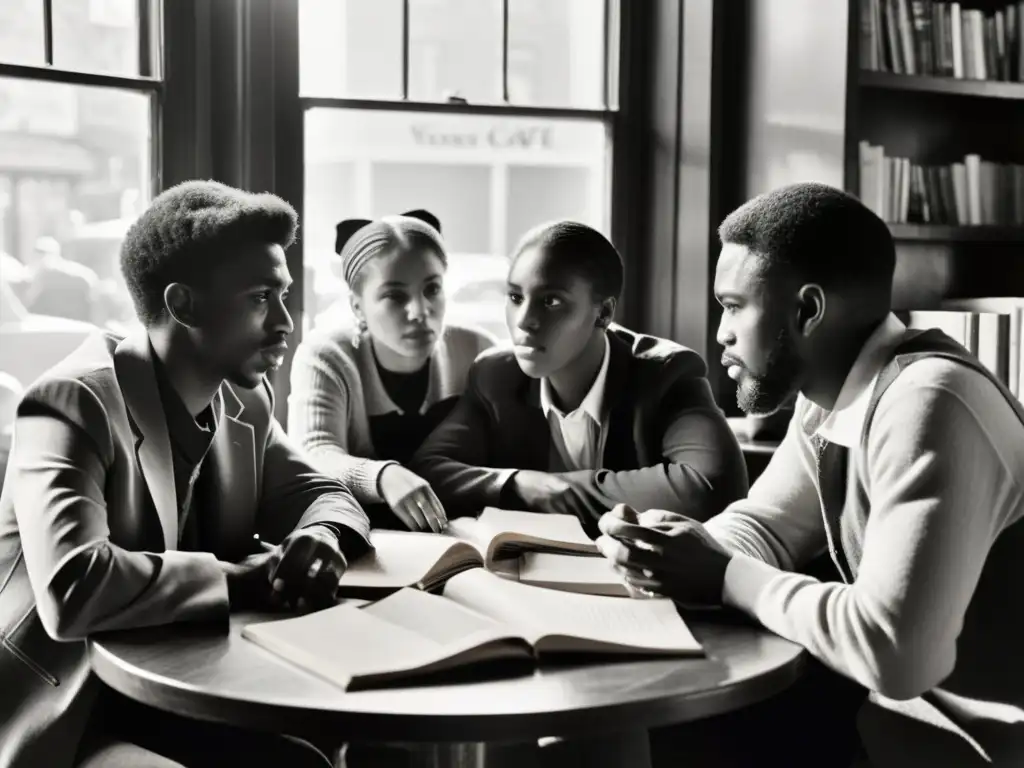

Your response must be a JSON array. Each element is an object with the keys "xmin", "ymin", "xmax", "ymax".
[
  {"xmin": 409, "ymin": 0, "xmax": 503, "ymax": 103},
  {"xmin": 52, "ymin": 0, "xmax": 141, "ymax": 77},
  {"xmin": 0, "ymin": 0, "xmax": 45, "ymax": 66},
  {"xmin": 506, "ymin": 166, "xmax": 597, "ymax": 253},
  {"xmin": 300, "ymin": 0, "xmax": 403, "ymax": 99},
  {"xmin": 0, "ymin": 78, "xmax": 151, "ymax": 392},
  {"xmin": 372, "ymin": 162, "xmax": 492, "ymax": 253},
  {"xmin": 304, "ymin": 108, "xmax": 609, "ymax": 342},
  {"xmin": 508, "ymin": 0, "xmax": 607, "ymax": 108}
]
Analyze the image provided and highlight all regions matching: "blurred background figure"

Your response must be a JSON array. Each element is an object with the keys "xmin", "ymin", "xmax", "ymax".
[{"xmin": 20, "ymin": 235, "xmax": 98, "ymax": 323}]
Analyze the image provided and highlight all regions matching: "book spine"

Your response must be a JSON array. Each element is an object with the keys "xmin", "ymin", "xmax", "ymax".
[
  {"xmin": 898, "ymin": 0, "xmax": 918, "ymax": 73},
  {"xmin": 964, "ymin": 153, "xmax": 982, "ymax": 225},
  {"xmin": 985, "ymin": 15, "xmax": 999, "ymax": 81},
  {"xmin": 951, "ymin": 2, "xmax": 965, "ymax": 77},
  {"xmin": 911, "ymin": 0, "xmax": 934, "ymax": 74},
  {"xmin": 886, "ymin": 0, "xmax": 906, "ymax": 73},
  {"xmin": 951, "ymin": 162, "xmax": 968, "ymax": 224}
]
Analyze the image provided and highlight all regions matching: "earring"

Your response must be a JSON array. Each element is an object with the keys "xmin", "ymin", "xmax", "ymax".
[{"xmin": 352, "ymin": 317, "xmax": 368, "ymax": 348}]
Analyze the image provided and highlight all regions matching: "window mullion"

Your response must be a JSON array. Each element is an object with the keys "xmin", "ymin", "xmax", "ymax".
[
  {"xmin": 42, "ymin": 0, "xmax": 54, "ymax": 66},
  {"xmin": 401, "ymin": 0, "xmax": 410, "ymax": 100},
  {"xmin": 501, "ymin": 0, "xmax": 509, "ymax": 104},
  {"xmin": 138, "ymin": 0, "xmax": 153, "ymax": 78}
]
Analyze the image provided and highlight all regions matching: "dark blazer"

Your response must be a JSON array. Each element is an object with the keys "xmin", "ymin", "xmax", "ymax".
[
  {"xmin": 409, "ymin": 325, "xmax": 748, "ymax": 530},
  {"xmin": 0, "ymin": 330, "xmax": 371, "ymax": 768}
]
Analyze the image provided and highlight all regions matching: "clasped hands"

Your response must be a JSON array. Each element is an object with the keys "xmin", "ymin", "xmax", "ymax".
[
  {"xmin": 595, "ymin": 503, "xmax": 733, "ymax": 606},
  {"xmin": 221, "ymin": 526, "xmax": 347, "ymax": 612}
]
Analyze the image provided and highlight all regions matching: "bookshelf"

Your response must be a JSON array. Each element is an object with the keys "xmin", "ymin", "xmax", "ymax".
[
  {"xmin": 844, "ymin": 0, "xmax": 1024, "ymax": 402},
  {"xmin": 859, "ymin": 69, "xmax": 1024, "ymax": 98},
  {"xmin": 888, "ymin": 223, "xmax": 1024, "ymax": 242},
  {"xmin": 845, "ymin": 0, "xmax": 1024, "ymax": 309}
]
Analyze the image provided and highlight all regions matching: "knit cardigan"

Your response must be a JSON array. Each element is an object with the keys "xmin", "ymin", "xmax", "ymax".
[{"xmin": 287, "ymin": 322, "xmax": 495, "ymax": 503}]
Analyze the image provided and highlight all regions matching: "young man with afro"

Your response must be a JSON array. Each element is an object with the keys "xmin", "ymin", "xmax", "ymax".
[{"xmin": 0, "ymin": 180, "xmax": 371, "ymax": 768}]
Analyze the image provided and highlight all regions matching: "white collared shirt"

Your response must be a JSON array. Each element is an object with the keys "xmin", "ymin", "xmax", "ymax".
[
  {"xmin": 802, "ymin": 312, "xmax": 908, "ymax": 448},
  {"xmin": 540, "ymin": 335, "xmax": 611, "ymax": 471}
]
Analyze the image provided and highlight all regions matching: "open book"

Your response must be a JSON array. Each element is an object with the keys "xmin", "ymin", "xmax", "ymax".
[
  {"xmin": 338, "ymin": 508, "xmax": 629, "ymax": 597},
  {"xmin": 243, "ymin": 569, "xmax": 702, "ymax": 691}
]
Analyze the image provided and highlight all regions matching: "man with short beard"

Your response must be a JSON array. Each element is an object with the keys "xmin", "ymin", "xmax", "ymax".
[{"xmin": 597, "ymin": 182, "xmax": 1024, "ymax": 767}]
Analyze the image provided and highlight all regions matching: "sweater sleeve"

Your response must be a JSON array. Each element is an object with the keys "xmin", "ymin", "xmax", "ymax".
[
  {"xmin": 287, "ymin": 336, "xmax": 395, "ymax": 503},
  {"xmin": 717, "ymin": 369, "xmax": 1020, "ymax": 700},
  {"xmin": 704, "ymin": 398, "xmax": 827, "ymax": 569}
]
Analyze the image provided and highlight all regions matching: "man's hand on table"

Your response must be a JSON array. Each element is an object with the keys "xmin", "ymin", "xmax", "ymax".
[
  {"xmin": 595, "ymin": 504, "xmax": 732, "ymax": 606},
  {"xmin": 221, "ymin": 527, "xmax": 348, "ymax": 612},
  {"xmin": 511, "ymin": 470, "xmax": 592, "ymax": 519}
]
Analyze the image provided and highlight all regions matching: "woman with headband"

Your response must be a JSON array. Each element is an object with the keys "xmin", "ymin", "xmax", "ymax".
[{"xmin": 288, "ymin": 210, "xmax": 496, "ymax": 533}]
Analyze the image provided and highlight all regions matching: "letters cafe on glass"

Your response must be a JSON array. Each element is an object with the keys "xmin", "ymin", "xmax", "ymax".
[{"xmin": 303, "ymin": 108, "xmax": 610, "ymax": 293}]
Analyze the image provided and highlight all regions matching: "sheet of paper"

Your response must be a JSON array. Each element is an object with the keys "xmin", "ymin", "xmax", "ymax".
[
  {"xmin": 340, "ymin": 530, "xmax": 478, "ymax": 589},
  {"xmin": 518, "ymin": 552, "xmax": 630, "ymax": 596},
  {"xmin": 243, "ymin": 588, "xmax": 519, "ymax": 689},
  {"xmin": 476, "ymin": 508, "xmax": 595, "ymax": 549},
  {"xmin": 364, "ymin": 583, "xmax": 501, "ymax": 645},
  {"xmin": 443, "ymin": 569, "xmax": 702, "ymax": 654}
]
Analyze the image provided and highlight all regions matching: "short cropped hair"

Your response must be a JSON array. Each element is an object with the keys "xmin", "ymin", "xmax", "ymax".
[
  {"xmin": 512, "ymin": 221, "xmax": 624, "ymax": 301},
  {"xmin": 120, "ymin": 180, "xmax": 298, "ymax": 326},
  {"xmin": 718, "ymin": 182, "xmax": 895, "ymax": 292}
]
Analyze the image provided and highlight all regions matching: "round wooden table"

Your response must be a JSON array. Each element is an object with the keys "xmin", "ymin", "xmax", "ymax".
[{"xmin": 89, "ymin": 610, "xmax": 805, "ymax": 767}]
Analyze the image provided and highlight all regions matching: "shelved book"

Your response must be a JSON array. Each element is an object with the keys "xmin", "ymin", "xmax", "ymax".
[
  {"xmin": 242, "ymin": 569, "xmax": 703, "ymax": 691},
  {"xmin": 859, "ymin": 0, "xmax": 1023, "ymax": 82},
  {"xmin": 859, "ymin": 142, "xmax": 1024, "ymax": 225},
  {"xmin": 337, "ymin": 508, "xmax": 631, "ymax": 598},
  {"xmin": 904, "ymin": 298, "xmax": 1024, "ymax": 398}
]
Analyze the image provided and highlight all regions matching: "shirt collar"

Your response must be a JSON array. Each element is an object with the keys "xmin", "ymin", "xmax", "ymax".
[
  {"xmin": 149, "ymin": 343, "xmax": 218, "ymax": 462},
  {"xmin": 803, "ymin": 313, "xmax": 907, "ymax": 448},
  {"xmin": 540, "ymin": 334, "xmax": 610, "ymax": 423}
]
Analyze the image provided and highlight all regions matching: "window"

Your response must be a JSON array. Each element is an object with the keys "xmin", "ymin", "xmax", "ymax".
[
  {"xmin": 0, "ymin": 0, "xmax": 159, "ymax": 394},
  {"xmin": 299, "ymin": 0, "xmax": 617, "ymax": 343}
]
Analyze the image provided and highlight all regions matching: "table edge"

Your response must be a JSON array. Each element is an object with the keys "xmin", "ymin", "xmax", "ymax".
[{"xmin": 89, "ymin": 638, "xmax": 808, "ymax": 743}]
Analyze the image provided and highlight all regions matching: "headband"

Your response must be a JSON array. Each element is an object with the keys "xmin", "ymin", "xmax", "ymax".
[{"xmin": 335, "ymin": 209, "xmax": 443, "ymax": 286}]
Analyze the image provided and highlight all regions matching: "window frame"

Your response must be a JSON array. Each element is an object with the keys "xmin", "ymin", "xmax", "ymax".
[
  {"xmin": 295, "ymin": 0, "xmax": 622, "ymax": 265},
  {"xmin": 270, "ymin": 0, "xmax": 627, "ymax": 425},
  {"xmin": 0, "ymin": 0, "xmax": 165, "ymax": 203}
]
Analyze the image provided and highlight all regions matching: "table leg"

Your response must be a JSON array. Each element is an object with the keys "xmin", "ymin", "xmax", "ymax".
[
  {"xmin": 340, "ymin": 730, "xmax": 650, "ymax": 768},
  {"xmin": 536, "ymin": 729, "xmax": 651, "ymax": 768},
  {"xmin": 406, "ymin": 741, "xmax": 540, "ymax": 768}
]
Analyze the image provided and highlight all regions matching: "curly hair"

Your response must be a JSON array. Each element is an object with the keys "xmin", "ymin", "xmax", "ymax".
[
  {"xmin": 120, "ymin": 180, "xmax": 298, "ymax": 326},
  {"xmin": 511, "ymin": 220, "xmax": 624, "ymax": 301},
  {"xmin": 718, "ymin": 182, "xmax": 895, "ymax": 292}
]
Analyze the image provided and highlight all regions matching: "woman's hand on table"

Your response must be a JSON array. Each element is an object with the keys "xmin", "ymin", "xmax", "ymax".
[
  {"xmin": 595, "ymin": 504, "xmax": 733, "ymax": 606},
  {"xmin": 378, "ymin": 464, "xmax": 448, "ymax": 533}
]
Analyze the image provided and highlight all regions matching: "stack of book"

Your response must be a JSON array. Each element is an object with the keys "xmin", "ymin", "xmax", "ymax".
[
  {"xmin": 859, "ymin": 0, "xmax": 1024, "ymax": 81},
  {"xmin": 242, "ymin": 509, "xmax": 706, "ymax": 691},
  {"xmin": 858, "ymin": 142, "xmax": 1024, "ymax": 225},
  {"xmin": 906, "ymin": 298, "xmax": 1024, "ymax": 399}
]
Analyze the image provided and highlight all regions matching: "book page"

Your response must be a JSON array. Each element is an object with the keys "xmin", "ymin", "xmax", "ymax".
[
  {"xmin": 518, "ymin": 552, "xmax": 631, "ymax": 598},
  {"xmin": 242, "ymin": 588, "xmax": 528, "ymax": 690},
  {"xmin": 475, "ymin": 508, "xmax": 599, "ymax": 561},
  {"xmin": 442, "ymin": 569, "xmax": 703, "ymax": 656},
  {"xmin": 340, "ymin": 530, "xmax": 482, "ymax": 594},
  {"xmin": 444, "ymin": 517, "xmax": 491, "ymax": 556}
]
